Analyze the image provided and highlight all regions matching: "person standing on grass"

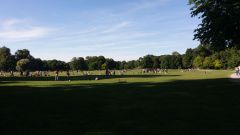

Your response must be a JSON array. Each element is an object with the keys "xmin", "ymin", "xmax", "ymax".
[
  {"xmin": 105, "ymin": 69, "xmax": 109, "ymax": 76},
  {"xmin": 66, "ymin": 70, "xmax": 70, "ymax": 81},
  {"xmin": 113, "ymin": 70, "xmax": 116, "ymax": 75},
  {"xmin": 10, "ymin": 71, "xmax": 14, "ymax": 77},
  {"xmin": 20, "ymin": 71, "xmax": 23, "ymax": 76},
  {"xmin": 236, "ymin": 67, "xmax": 239, "ymax": 76},
  {"xmin": 55, "ymin": 70, "xmax": 59, "ymax": 81}
]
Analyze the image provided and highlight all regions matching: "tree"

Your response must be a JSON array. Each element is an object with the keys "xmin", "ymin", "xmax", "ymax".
[
  {"xmin": 70, "ymin": 57, "xmax": 88, "ymax": 71},
  {"xmin": 203, "ymin": 57, "xmax": 214, "ymax": 69},
  {"xmin": 88, "ymin": 62, "xmax": 98, "ymax": 70},
  {"xmin": 42, "ymin": 60, "xmax": 50, "ymax": 71},
  {"xmin": 141, "ymin": 55, "xmax": 154, "ymax": 68},
  {"xmin": 189, "ymin": 0, "xmax": 240, "ymax": 50},
  {"xmin": 160, "ymin": 55, "xmax": 171, "ymax": 69},
  {"xmin": 86, "ymin": 56, "xmax": 106, "ymax": 70},
  {"xmin": 115, "ymin": 61, "xmax": 121, "ymax": 70},
  {"xmin": 172, "ymin": 52, "xmax": 183, "ymax": 69},
  {"xmin": 30, "ymin": 58, "xmax": 43, "ymax": 71},
  {"xmin": 124, "ymin": 60, "xmax": 136, "ymax": 69},
  {"xmin": 0, "ymin": 47, "xmax": 11, "ymax": 71},
  {"xmin": 97, "ymin": 56, "xmax": 106, "ymax": 70},
  {"xmin": 15, "ymin": 49, "xmax": 31, "ymax": 60},
  {"xmin": 7, "ymin": 55, "xmax": 16, "ymax": 71},
  {"xmin": 227, "ymin": 51, "xmax": 240, "ymax": 68},
  {"xmin": 106, "ymin": 59, "xmax": 116, "ymax": 70},
  {"xmin": 153, "ymin": 57, "xmax": 160, "ymax": 69},
  {"xmin": 195, "ymin": 45, "xmax": 211, "ymax": 57},
  {"xmin": 193, "ymin": 56, "xmax": 204, "ymax": 68},
  {"xmin": 46, "ymin": 60, "xmax": 67, "ymax": 71},
  {"xmin": 172, "ymin": 51, "xmax": 181, "ymax": 56},
  {"xmin": 119, "ymin": 61, "xmax": 127, "ymax": 69},
  {"xmin": 0, "ymin": 47, "xmax": 16, "ymax": 71},
  {"xmin": 213, "ymin": 59, "xmax": 223, "ymax": 69},
  {"xmin": 182, "ymin": 48, "xmax": 194, "ymax": 68},
  {"xmin": 16, "ymin": 59, "xmax": 31, "ymax": 71}
]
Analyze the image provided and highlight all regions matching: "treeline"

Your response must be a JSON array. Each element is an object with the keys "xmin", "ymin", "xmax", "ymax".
[{"xmin": 0, "ymin": 45, "xmax": 240, "ymax": 72}]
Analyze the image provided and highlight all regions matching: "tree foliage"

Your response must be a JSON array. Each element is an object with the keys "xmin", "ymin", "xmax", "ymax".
[
  {"xmin": 15, "ymin": 49, "xmax": 32, "ymax": 60},
  {"xmin": 0, "ymin": 47, "xmax": 16, "ymax": 71},
  {"xmin": 70, "ymin": 57, "xmax": 88, "ymax": 71},
  {"xmin": 1, "ymin": 45, "xmax": 240, "ymax": 72},
  {"xmin": 189, "ymin": 0, "xmax": 240, "ymax": 50},
  {"xmin": 182, "ymin": 49, "xmax": 194, "ymax": 68},
  {"xmin": 193, "ymin": 56, "xmax": 204, "ymax": 68},
  {"xmin": 16, "ymin": 59, "xmax": 31, "ymax": 71}
]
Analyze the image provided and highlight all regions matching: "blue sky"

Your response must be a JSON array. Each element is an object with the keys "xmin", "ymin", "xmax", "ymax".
[{"xmin": 0, "ymin": 0, "xmax": 200, "ymax": 61}]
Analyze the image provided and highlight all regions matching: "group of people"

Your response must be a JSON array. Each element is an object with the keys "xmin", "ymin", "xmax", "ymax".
[
  {"xmin": 3, "ymin": 68, "xmax": 240, "ymax": 81},
  {"xmin": 142, "ymin": 68, "xmax": 168, "ymax": 74},
  {"xmin": 105, "ymin": 69, "xmax": 116, "ymax": 76},
  {"xmin": 54, "ymin": 70, "xmax": 70, "ymax": 81}
]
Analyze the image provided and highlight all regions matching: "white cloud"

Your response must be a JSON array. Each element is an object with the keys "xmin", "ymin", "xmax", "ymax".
[
  {"xmin": 0, "ymin": 19, "xmax": 52, "ymax": 42},
  {"xmin": 1, "ymin": 19, "xmax": 24, "ymax": 27},
  {"xmin": 52, "ymin": 21, "xmax": 132, "ymax": 42},
  {"xmin": 128, "ymin": 0, "xmax": 170, "ymax": 12},
  {"xmin": 0, "ymin": 27, "xmax": 50, "ymax": 41},
  {"xmin": 101, "ymin": 21, "xmax": 130, "ymax": 34}
]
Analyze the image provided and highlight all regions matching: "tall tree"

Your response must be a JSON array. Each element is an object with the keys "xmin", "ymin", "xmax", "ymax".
[
  {"xmin": 46, "ymin": 60, "xmax": 67, "ymax": 71},
  {"xmin": 0, "ymin": 47, "xmax": 16, "ymax": 71},
  {"xmin": 193, "ymin": 56, "xmax": 204, "ymax": 68},
  {"xmin": 141, "ymin": 55, "xmax": 154, "ymax": 69},
  {"xmin": 30, "ymin": 58, "xmax": 43, "ymax": 71},
  {"xmin": 106, "ymin": 59, "xmax": 116, "ymax": 70},
  {"xmin": 160, "ymin": 55, "xmax": 171, "ymax": 69},
  {"xmin": 182, "ymin": 48, "xmax": 194, "ymax": 68},
  {"xmin": 70, "ymin": 57, "xmax": 88, "ymax": 71},
  {"xmin": 153, "ymin": 57, "xmax": 160, "ymax": 69},
  {"xmin": 97, "ymin": 56, "xmax": 106, "ymax": 70},
  {"xmin": 203, "ymin": 57, "xmax": 214, "ymax": 69},
  {"xmin": 15, "ymin": 49, "xmax": 31, "ymax": 60},
  {"xmin": 189, "ymin": 0, "xmax": 240, "ymax": 50}
]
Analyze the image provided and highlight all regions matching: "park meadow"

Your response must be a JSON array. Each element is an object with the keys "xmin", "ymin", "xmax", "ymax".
[
  {"xmin": 1, "ymin": 0, "xmax": 240, "ymax": 135},
  {"xmin": 1, "ymin": 69, "xmax": 240, "ymax": 135}
]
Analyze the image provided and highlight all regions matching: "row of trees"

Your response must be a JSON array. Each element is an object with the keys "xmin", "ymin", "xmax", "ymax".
[
  {"xmin": 0, "ymin": 47, "xmax": 69, "ymax": 72},
  {"xmin": 1, "ymin": 45, "xmax": 240, "ymax": 72}
]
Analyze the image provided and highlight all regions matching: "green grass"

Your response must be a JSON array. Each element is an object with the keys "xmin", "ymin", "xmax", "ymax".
[{"xmin": 0, "ymin": 70, "xmax": 240, "ymax": 135}]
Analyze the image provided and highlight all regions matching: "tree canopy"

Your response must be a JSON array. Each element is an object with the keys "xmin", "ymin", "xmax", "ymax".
[
  {"xmin": 189, "ymin": 0, "xmax": 240, "ymax": 50},
  {"xmin": 1, "ymin": 45, "xmax": 240, "ymax": 72}
]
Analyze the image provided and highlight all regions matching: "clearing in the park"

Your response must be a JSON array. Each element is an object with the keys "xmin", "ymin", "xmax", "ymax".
[{"xmin": 0, "ymin": 70, "xmax": 240, "ymax": 135}]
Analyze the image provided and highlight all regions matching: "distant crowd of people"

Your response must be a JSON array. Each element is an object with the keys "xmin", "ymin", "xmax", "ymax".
[
  {"xmin": 142, "ymin": 68, "xmax": 169, "ymax": 74},
  {"xmin": 1, "ymin": 67, "xmax": 240, "ymax": 81}
]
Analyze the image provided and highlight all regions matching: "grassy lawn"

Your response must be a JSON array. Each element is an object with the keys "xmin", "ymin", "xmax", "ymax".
[{"xmin": 0, "ymin": 70, "xmax": 240, "ymax": 135}]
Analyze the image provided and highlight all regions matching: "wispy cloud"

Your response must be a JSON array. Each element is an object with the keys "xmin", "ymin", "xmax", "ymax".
[
  {"xmin": 128, "ymin": 0, "xmax": 171, "ymax": 11},
  {"xmin": 101, "ymin": 21, "xmax": 130, "ymax": 34},
  {"xmin": 0, "ymin": 19, "xmax": 52, "ymax": 42},
  {"xmin": 0, "ymin": 27, "xmax": 50, "ymax": 41},
  {"xmin": 1, "ymin": 19, "xmax": 26, "ymax": 27},
  {"xmin": 52, "ymin": 21, "xmax": 132, "ymax": 41}
]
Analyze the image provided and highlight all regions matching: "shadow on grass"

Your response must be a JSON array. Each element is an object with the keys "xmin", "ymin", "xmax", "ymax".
[
  {"xmin": 0, "ymin": 78, "xmax": 240, "ymax": 135},
  {"xmin": 0, "ymin": 74, "xmax": 180, "ymax": 81}
]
